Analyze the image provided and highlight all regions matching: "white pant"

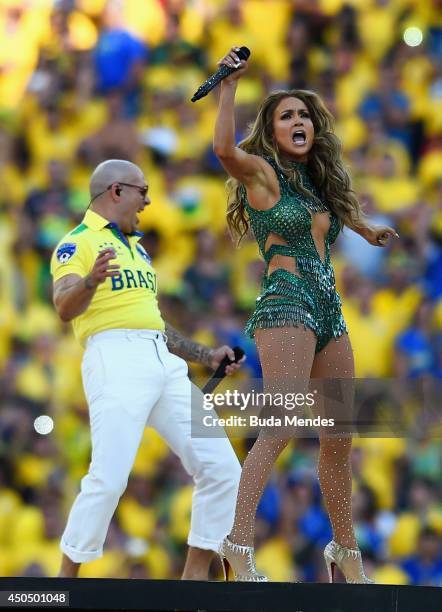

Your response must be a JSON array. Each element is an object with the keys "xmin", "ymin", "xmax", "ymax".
[{"xmin": 61, "ymin": 329, "xmax": 241, "ymax": 563}]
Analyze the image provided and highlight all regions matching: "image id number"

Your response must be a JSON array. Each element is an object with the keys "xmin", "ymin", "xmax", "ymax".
[{"xmin": 0, "ymin": 592, "xmax": 69, "ymax": 607}]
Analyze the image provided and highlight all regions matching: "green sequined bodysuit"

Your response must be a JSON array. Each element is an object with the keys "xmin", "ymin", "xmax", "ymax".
[{"xmin": 243, "ymin": 156, "xmax": 348, "ymax": 353}]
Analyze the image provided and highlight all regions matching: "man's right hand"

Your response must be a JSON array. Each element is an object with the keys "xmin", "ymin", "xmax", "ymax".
[{"xmin": 85, "ymin": 248, "xmax": 120, "ymax": 289}]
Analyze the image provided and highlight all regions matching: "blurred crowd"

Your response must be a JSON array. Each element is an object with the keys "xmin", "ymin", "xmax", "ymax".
[{"xmin": 0, "ymin": 0, "xmax": 441, "ymax": 585}]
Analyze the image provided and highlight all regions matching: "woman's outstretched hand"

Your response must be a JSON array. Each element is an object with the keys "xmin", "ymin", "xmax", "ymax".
[
  {"xmin": 218, "ymin": 46, "xmax": 249, "ymax": 83},
  {"xmin": 363, "ymin": 225, "xmax": 400, "ymax": 247}
]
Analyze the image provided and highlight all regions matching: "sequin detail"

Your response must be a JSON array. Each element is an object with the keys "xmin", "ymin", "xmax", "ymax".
[
  {"xmin": 242, "ymin": 156, "xmax": 347, "ymax": 353},
  {"xmin": 228, "ymin": 328, "xmax": 359, "ymax": 551}
]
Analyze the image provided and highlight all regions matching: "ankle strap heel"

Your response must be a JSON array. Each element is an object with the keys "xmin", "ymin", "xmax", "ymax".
[
  {"xmin": 323, "ymin": 540, "xmax": 374, "ymax": 584},
  {"xmin": 219, "ymin": 537, "xmax": 268, "ymax": 582}
]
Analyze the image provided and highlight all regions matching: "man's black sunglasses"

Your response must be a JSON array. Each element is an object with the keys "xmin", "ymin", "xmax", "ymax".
[
  {"xmin": 90, "ymin": 182, "xmax": 148, "ymax": 203},
  {"xmin": 116, "ymin": 182, "xmax": 149, "ymax": 199}
]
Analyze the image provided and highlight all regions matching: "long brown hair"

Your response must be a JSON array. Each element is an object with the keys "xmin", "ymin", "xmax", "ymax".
[{"xmin": 226, "ymin": 89, "xmax": 370, "ymax": 243}]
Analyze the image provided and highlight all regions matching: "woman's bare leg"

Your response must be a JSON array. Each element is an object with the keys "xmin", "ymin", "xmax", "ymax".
[
  {"xmin": 310, "ymin": 333, "xmax": 357, "ymax": 549},
  {"xmin": 229, "ymin": 327, "xmax": 317, "ymax": 546}
]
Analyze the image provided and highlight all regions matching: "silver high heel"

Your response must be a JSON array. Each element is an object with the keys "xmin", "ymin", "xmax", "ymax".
[
  {"xmin": 324, "ymin": 540, "xmax": 374, "ymax": 584},
  {"xmin": 219, "ymin": 536, "xmax": 268, "ymax": 582}
]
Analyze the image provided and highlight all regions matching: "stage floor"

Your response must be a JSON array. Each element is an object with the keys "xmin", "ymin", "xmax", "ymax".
[{"xmin": 0, "ymin": 577, "xmax": 439, "ymax": 611}]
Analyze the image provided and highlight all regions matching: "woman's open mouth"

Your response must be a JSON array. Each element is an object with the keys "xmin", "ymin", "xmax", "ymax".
[{"xmin": 292, "ymin": 129, "xmax": 307, "ymax": 146}]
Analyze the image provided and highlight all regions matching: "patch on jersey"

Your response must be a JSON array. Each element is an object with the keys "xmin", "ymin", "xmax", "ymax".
[
  {"xmin": 136, "ymin": 245, "xmax": 151, "ymax": 265},
  {"xmin": 56, "ymin": 242, "xmax": 77, "ymax": 264}
]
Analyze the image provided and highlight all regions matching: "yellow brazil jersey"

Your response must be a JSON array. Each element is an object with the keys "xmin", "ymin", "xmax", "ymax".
[{"xmin": 50, "ymin": 210, "xmax": 164, "ymax": 346}]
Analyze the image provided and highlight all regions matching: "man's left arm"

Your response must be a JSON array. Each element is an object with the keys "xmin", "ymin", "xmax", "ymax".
[{"xmin": 164, "ymin": 322, "xmax": 244, "ymax": 374}]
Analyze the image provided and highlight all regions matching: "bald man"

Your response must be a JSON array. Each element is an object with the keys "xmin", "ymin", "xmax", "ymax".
[{"xmin": 51, "ymin": 160, "xmax": 242, "ymax": 579}]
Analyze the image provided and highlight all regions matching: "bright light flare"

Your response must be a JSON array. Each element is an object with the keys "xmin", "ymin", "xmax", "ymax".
[
  {"xmin": 404, "ymin": 27, "xmax": 423, "ymax": 47},
  {"xmin": 34, "ymin": 415, "xmax": 54, "ymax": 435}
]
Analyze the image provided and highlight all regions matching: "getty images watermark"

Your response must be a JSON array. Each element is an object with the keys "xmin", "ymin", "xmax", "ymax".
[
  {"xmin": 201, "ymin": 389, "xmax": 334, "ymax": 429},
  {"xmin": 190, "ymin": 377, "xmax": 442, "ymax": 439}
]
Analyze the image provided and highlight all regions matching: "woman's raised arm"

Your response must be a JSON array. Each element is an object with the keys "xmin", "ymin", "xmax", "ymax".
[{"xmin": 213, "ymin": 47, "xmax": 267, "ymax": 187}]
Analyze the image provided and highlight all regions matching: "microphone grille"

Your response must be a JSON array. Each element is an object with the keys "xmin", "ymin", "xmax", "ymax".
[{"xmin": 238, "ymin": 46, "xmax": 251, "ymax": 60}]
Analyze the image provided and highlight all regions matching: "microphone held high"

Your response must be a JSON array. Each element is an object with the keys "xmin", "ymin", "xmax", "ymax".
[{"xmin": 191, "ymin": 46, "xmax": 251, "ymax": 102}]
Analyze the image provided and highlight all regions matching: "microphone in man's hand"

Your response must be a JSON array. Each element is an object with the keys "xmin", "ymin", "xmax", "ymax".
[
  {"xmin": 191, "ymin": 47, "xmax": 250, "ymax": 102},
  {"xmin": 202, "ymin": 347, "xmax": 245, "ymax": 394}
]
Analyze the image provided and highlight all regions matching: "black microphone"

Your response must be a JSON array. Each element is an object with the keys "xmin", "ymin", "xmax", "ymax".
[
  {"xmin": 191, "ymin": 47, "xmax": 250, "ymax": 102},
  {"xmin": 202, "ymin": 347, "xmax": 245, "ymax": 394}
]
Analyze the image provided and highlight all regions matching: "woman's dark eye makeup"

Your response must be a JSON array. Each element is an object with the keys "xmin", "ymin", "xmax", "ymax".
[{"xmin": 280, "ymin": 110, "xmax": 310, "ymax": 119}]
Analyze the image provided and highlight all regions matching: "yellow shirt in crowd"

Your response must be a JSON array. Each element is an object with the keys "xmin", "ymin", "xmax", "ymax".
[{"xmin": 50, "ymin": 210, "xmax": 165, "ymax": 346}]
